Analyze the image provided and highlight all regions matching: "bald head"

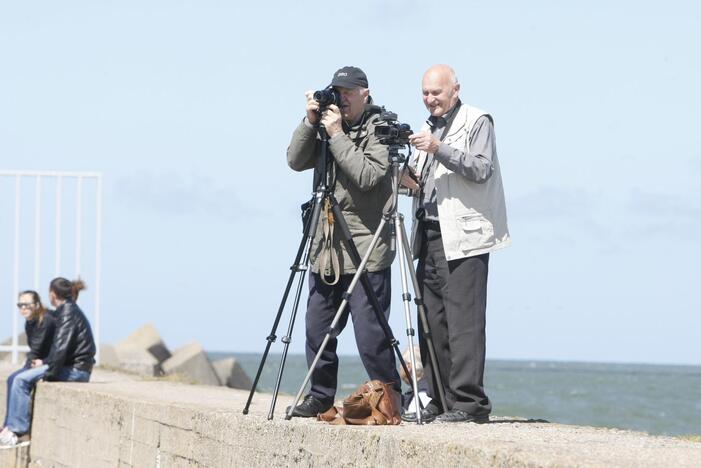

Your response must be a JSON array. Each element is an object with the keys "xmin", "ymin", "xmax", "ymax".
[
  {"xmin": 422, "ymin": 64, "xmax": 460, "ymax": 117},
  {"xmin": 424, "ymin": 64, "xmax": 458, "ymax": 86}
]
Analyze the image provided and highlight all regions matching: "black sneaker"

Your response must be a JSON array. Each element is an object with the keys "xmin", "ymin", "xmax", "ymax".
[
  {"xmin": 401, "ymin": 403, "xmax": 443, "ymax": 423},
  {"xmin": 435, "ymin": 409, "xmax": 489, "ymax": 423},
  {"xmin": 286, "ymin": 395, "xmax": 333, "ymax": 418}
]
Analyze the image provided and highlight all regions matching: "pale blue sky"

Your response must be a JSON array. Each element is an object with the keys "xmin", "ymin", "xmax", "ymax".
[{"xmin": 1, "ymin": 1, "xmax": 699, "ymax": 364}]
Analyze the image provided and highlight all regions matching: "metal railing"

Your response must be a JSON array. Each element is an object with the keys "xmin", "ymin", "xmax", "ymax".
[{"xmin": 0, "ymin": 170, "xmax": 102, "ymax": 364}]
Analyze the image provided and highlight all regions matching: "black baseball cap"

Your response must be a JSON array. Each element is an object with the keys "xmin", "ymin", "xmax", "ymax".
[{"xmin": 330, "ymin": 66, "xmax": 369, "ymax": 89}]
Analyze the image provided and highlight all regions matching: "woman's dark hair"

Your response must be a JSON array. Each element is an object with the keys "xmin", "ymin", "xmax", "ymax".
[
  {"xmin": 18, "ymin": 290, "xmax": 47, "ymax": 323},
  {"xmin": 49, "ymin": 277, "xmax": 86, "ymax": 302}
]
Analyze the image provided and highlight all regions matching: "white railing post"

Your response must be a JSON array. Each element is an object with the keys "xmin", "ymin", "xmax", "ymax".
[
  {"xmin": 34, "ymin": 176, "xmax": 42, "ymax": 291},
  {"xmin": 76, "ymin": 176, "xmax": 83, "ymax": 276},
  {"xmin": 12, "ymin": 175, "xmax": 21, "ymax": 364},
  {"xmin": 1, "ymin": 170, "xmax": 102, "ymax": 365},
  {"xmin": 95, "ymin": 174, "xmax": 103, "ymax": 365},
  {"xmin": 55, "ymin": 175, "xmax": 62, "ymax": 277}
]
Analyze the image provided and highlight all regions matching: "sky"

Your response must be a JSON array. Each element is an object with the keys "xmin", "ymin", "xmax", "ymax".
[{"xmin": 1, "ymin": 1, "xmax": 699, "ymax": 365}]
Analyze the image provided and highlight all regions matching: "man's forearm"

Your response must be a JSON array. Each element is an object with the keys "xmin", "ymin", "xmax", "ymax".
[
  {"xmin": 433, "ymin": 116, "xmax": 496, "ymax": 183},
  {"xmin": 287, "ymin": 119, "xmax": 319, "ymax": 172},
  {"xmin": 434, "ymin": 143, "xmax": 493, "ymax": 183}
]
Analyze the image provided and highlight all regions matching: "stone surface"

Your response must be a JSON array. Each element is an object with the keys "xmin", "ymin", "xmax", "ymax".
[
  {"xmin": 115, "ymin": 323, "xmax": 171, "ymax": 363},
  {"xmin": 212, "ymin": 357, "xmax": 253, "ymax": 389},
  {"xmin": 161, "ymin": 341, "xmax": 221, "ymax": 386},
  {"xmin": 1, "ymin": 363, "xmax": 700, "ymax": 467},
  {"xmin": 0, "ymin": 441, "xmax": 30, "ymax": 468}
]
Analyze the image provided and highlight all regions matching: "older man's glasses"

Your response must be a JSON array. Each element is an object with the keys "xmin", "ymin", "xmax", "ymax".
[{"xmin": 17, "ymin": 302, "xmax": 36, "ymax": 309}]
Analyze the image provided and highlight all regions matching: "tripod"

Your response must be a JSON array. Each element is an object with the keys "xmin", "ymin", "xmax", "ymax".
[
  {"xmin": 284, "ymin": 139, "xmax": 448, "ymax": 423},
  {"xmin": 244, "ymin": 125, "xmax": 416, "ymax": 420}
]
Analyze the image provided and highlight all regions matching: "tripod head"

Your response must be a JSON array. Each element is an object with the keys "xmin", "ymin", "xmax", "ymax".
[{"xmin": 374, "ymin": 109, "xmax": 413, "ymax": 147}]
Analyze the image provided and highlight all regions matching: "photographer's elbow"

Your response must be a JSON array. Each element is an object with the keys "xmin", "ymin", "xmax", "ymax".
[{"xmin": 287, "ymin": 151, "xmax": 308, "ymax": 172}]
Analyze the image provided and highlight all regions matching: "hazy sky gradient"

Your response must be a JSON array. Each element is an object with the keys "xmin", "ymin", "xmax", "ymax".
[{"xmin": 1, "ymin": 1, "xmax": 699, "ymax": 365}]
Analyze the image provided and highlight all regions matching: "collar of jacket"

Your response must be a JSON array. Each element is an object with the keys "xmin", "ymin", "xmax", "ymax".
[
  {"xmin": 342, "ymin": 96, "xmax": 377, "ymax": 139},
  {"xmin": 428, "ymin": 99, "xmax": 462, "ymax": 130},
  {"xmin": 438, "ymin": 101, "xmax": 468, "ymax": 141}
]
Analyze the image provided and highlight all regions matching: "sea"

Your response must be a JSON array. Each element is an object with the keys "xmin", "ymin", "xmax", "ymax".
[{"xmin": 209, "ymin": 352, "xmax": 701, "ymax": 437}]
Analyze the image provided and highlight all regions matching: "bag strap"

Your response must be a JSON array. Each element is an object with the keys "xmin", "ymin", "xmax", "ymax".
[{"xmin": 319, "ymin": 198, "xmax": 340, "ymax": 285}]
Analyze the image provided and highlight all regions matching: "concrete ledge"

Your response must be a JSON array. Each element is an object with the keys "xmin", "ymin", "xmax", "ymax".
[
  {"xmin": 1, "ymin": 364, "xmax": 700, "ymax": 467},
  {"xmin": 0, "ymin": 442, "xmax": 30, "ymax": 468}
]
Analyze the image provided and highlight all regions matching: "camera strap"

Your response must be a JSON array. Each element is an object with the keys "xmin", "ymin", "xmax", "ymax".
[
  {"xmin": 418, "ymin": 101, "xmax": 463, "ymax": 206},
  {"xmin": 319, "ymin": 198, "xmax": 340, "ymax": 285}
]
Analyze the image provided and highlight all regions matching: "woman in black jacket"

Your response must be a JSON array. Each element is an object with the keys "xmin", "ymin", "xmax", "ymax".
[
  {"xmin": 1, "ymin": 290, "xmax": 56, "ymax": 446},
  {"xmin": 43, "ymin": 277, "xmax": 96, "ymax": 382}
]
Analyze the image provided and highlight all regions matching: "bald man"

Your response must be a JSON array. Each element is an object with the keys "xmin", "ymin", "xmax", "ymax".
[{"xmin": 402, "ymin": 65, "xmax": 511, "ymax": 423}]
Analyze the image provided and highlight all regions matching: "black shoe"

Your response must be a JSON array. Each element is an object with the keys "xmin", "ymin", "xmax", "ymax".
[
  {"xmin": 401, "ymin": 404, "xmax": 443, "ymax": 423},
  {"xmin": 435, "ymin": 409, "xmax": 489, "ymax": 423},
  {"xmin": 286, "ymin": 395, "xmax": 333, "ymax": 418}
]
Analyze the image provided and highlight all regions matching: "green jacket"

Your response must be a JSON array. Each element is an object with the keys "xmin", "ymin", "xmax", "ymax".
[{"xmin": 287, "ymin": 111, "xmax": 395, "ymax": 275}]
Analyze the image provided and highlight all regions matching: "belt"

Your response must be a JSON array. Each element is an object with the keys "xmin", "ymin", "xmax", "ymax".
[{"xmin": 422, "ymin": 219, "xmax": 441, "ymax": 232}]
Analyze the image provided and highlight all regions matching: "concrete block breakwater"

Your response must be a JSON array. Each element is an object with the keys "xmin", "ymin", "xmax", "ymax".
[{"xmin": 1, "ymin": 365, "xmax": 700, "ymax": 467}]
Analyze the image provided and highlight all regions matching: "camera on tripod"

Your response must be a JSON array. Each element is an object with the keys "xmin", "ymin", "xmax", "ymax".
[
  {"xmin": 374, "ymin": 110, "xmax": 413, "ymax": 146},
  {"xmin": 313, "ymin": 86, "xmax": 342, "ymax": 109}
]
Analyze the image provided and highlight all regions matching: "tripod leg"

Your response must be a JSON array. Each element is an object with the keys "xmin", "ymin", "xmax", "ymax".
[
  {"xmin": 394, "ymin": 214, "xmax": 424, "ymax": 424},
  {"xmin": 267, "ymin": 260, "xmax": 308, "ymax": 419},
  {"xmin": 397, "ymin": 214, "xmax": 449, "ymax": 414},
  {"xmin": 329, "ymin": 199, "xmax": 413, "ymax": 382},
  {"xmin": 285, "ymin": 216, "xmax": 389, "ymax": 420},
  {"xmin": 243, "ymin": 192, "xmax": 323, "ymax": 415},
  {"xmin": 242, "ymin": 242, "xmax": 305, "ymax": 415}
]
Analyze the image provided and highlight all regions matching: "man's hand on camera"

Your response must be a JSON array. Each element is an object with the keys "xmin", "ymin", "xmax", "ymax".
[
  {"xmin": 305, "ymin": 90, "xmax": 320, "ymax": 125},
  {"xmin": 409, "ymin": 131, "xmax": 440, "ymax": 154},
  {"xmin": 320, "ymin": 104, "xmax": 343, "ymax": 138}
]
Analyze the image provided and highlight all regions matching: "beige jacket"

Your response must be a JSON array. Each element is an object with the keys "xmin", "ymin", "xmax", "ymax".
[{"xmin": 412, "ymin": 104, "xmax": 511, "ymax": 261}]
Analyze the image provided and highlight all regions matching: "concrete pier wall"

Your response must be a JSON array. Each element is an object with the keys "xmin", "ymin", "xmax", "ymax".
[{"xmin": 1, "ymin": 365, "xmax": 699, "ymax": 467}]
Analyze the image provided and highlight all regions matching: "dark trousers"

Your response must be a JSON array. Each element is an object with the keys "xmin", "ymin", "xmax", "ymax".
[
  {"xmin": 305, "ymin": 268, "xmax": 400, "ymax": 403},
  {"xmin": 418, "ymin": 226, "xmax": 491, "ymax": 416}
]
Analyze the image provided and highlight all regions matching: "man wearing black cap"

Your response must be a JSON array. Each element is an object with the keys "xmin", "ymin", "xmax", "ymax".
[{"xmin": 286, "ymin": 66, "xmax": 400, "ymax": 417}]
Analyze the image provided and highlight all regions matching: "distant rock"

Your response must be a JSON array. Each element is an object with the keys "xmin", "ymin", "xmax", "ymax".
[
  {"xmin": 212, "ymin": 357, "xmax": 252, "ymax": 390},
  {"xmin": 97, "ymin": 325, "xmax": 251, "ymax": 388},
  {"xmin": 115, "ymin": 323, "xmax": 171, "ymax": 363},
  {"xmin": 98, "ymin": 344, "xmax": 120, "ymax": 368},
  {"xmin": 162, "ymin": 341, "xmax": 221, "ymax": 386}
]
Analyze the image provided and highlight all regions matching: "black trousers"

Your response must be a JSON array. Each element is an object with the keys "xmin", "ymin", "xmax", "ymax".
[
  {"xmin": 417, "ymin": 225, "xmax": 491, "ymax": 416},
  {"xmin": 305, "ymin": 268, "xmax": 400, "ymax": 403}
]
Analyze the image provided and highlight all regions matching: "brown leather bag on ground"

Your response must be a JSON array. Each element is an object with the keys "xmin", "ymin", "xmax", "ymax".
[{"xmin": 317, "ymin": 380, "xmax": 401, "ymax": 425}]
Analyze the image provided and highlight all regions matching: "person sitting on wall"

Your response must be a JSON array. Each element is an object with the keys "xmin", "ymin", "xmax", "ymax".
[{"xmin": 1, "ymin": 290, "xmax": 56, "ymax": 447}]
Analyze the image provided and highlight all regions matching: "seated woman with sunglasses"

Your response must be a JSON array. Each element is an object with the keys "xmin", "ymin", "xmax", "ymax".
[{"xmin": 0, "ymin": 290, "xmax": 56, "ymax": 447}]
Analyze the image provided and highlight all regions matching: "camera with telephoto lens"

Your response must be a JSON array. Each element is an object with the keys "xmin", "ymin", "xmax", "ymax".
[
  {"xmin": 374, "ymin": 109, "xmax": 413, "ymax": 146},
  {"xmin": 313, "ymin": 86, "xmax": 342, "ymax": 108}
]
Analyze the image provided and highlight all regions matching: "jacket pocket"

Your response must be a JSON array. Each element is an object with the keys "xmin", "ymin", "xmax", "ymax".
[{"xmin": 457, "ymin": 213, "xmax": 495, "ymax": 252}]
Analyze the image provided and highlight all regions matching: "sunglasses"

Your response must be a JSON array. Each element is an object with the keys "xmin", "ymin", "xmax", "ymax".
[{"xmin": 17, "ymin": 302, "xmax": 36, "ymax": 309}]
